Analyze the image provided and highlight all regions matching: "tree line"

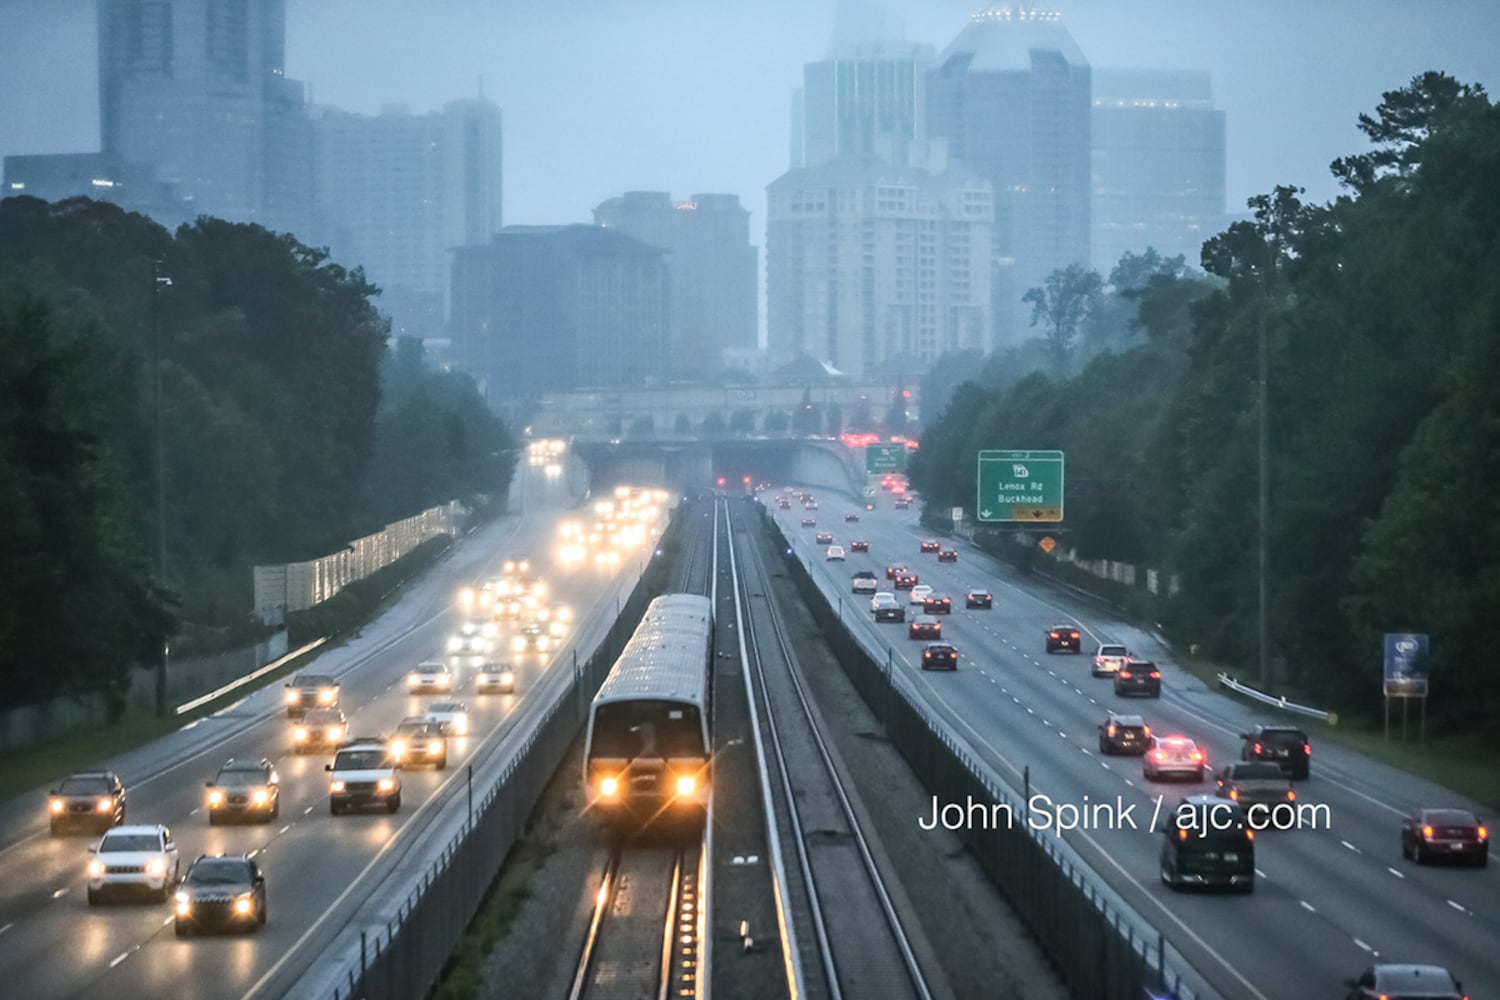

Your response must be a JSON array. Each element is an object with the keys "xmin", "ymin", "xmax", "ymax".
[
  {"xmin": 909, "ymin": 73, "xmax": 1500, "ymax": 727},
  {"xmin": 0, "ymin": 198, "xmax": 515, "ymax": 707}
]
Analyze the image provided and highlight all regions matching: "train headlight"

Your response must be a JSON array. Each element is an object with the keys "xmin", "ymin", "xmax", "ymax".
[
  {"xmin": 600, "ymin": 777, "xmax": 619, "ymax": 798},
  {"xmin": 675, "ymin": 776, "xmax": 696, "ymax": 797}
]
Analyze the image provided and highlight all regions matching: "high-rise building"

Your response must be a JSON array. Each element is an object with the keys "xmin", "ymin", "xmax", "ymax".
[
  {"xmin": 766, "ymin": 157, "xmax": 993, "ymax": 379},
  {"xmin": 927, "ymin": 5, "xmax": 1091, "ymax": 344},
  {"xmin": 450, "ymin": 225, "xmax": 669, "ymax": 399},
  {"xmin": 3, "ymin": 152, "xmax": 186, "ymax": 227},
  {"xmin": 592, "ymin": 191, "xmax": 756, "ymax": 379},
  {"xmin": 97, "ymin": 0, "xmax": 311, "ymax": 235},
  {"xmin": 796, "ymin": 42, "xmax": 935, "ymax": 169},
  {"xmin": 311, "ymin": 99, "xmax": 503, "ymax": 338},
  {"xmin": 1091, "ymin": 69, "xmax": 1226, "ymax": 274}
]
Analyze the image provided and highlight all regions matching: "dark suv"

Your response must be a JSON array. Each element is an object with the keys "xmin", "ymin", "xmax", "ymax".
[
  {"xmin": 1114, "ymin": 660, "xmax": 1161, "ymax": 697},
  {"xmin": 48, "ymin": 771, "xmax": 126, "ymax": 834},
  {"xmin": 174, "ymin": 854, "xmax": 266, "ymax": 936},
  {"xmin": 1240, "ymin": 725, "xmax": 1311, "ymax": 779},
  {"xmin": 1097, "ymin": 713, "xmax": 1151, "ymax": 755},
  {"xmin": 205, "ymin": 759, "xmax": 281, "ymax": 824}
]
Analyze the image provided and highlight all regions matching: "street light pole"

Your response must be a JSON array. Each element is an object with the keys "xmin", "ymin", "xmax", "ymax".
[
  {"xmin": 152, "ymin": 259, "xmax": 173, "ymax": 716},
  {"xmin": 1257, "ymin": 255, "xmax": 1274, "ymax": 693}
]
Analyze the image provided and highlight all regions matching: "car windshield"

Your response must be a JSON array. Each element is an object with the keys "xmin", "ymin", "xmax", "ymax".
[
  {"xmin": 431, "ymin": 702, "xmax": 463, "ymax": 713},
  {"xmin": 216, "ymin": 769, "xmax": 266, "ymax": 786},
  {"xmin": 100, "ymin": 833, "xmax": 161, "ymax": 852},
  {"xmin": 58, "ymin": 776, "xmax": 113, "ymax": 795},
  {"xmin": 1423, "ymin": 810, "xmax": 1475, "ymax": 825},
  {"xmin": 295, "ymin": 675, "xmax": 333, "ymax": 687},
  {"xmin": 396, "ymin": 722, "xmax": 435, "ymax": 736},
  {"xmin": 304, "ymin": 710, "xmax": 341, "ymax": 724},
  {"xmin": 1378, "ymin": 967, "xmax": 1457, "ymax": 992},
  {"xmin": 591, "ymin": 700, "xmax": 705, "ymax": 758},
  {"xmin": 335, "ymin": 750, "xmax": 391, "ymax": 770},
  {"xmin": 418, "ymin": 664, "xmax": 447, "ymax": 674},
  {"xmin": 186, "ymin": 860, "xmax": 250, "ymax": 886}
]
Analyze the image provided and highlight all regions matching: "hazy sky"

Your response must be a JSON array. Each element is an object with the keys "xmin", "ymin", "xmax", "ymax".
[{"xmin": 3, "ymin": 0, "xmax": 1499, "ymax": 245}]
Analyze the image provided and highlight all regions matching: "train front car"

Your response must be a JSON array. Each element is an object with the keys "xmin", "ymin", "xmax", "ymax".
[{"xmin": 584, "ymin": 594, "xmax": 713, "ymax": 833}]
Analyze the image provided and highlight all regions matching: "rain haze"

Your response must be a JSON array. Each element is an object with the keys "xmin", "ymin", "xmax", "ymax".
[{"xmin": 4, "ymin": 0, "xmax": 1500, "ymax": 247}]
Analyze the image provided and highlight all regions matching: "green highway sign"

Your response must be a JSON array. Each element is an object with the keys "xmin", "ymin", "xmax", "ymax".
[
  {"xmin": 866, "ymin": 444, "xmax": 907, "ymax": 474},
  {"xmin": 976, "ymin": 450, "xmax": 1064, "ymax": 522}
]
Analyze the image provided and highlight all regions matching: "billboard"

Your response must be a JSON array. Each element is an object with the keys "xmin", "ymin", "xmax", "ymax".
[{"xmin": 1382, "ymin": 633, "xmax": 1429, "ymax": 697}]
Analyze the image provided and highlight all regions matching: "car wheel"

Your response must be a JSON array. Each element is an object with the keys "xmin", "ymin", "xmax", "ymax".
[
  {"xmin": 388, "ymin": 794, "xmax": 401, "ymax": 813},
  {"xmin": 1413, "ymin": 841, "xmax": 1427, "ymax": 864},
  {"xmin": 1400, "ymin": 838, "xmax": 1409, "ymax": 860},
  {"xmin": 270, "ymin": 801, "xmax": 280, "ymax": 820},
  {"xmin": 175, "ymin": 921, "xmax": 188, "ymax": 938},
  {"xmin": 87, "ymin": 887, "xmax": 100, "ymax": 906},
  {"xmin": 259, "ymin": 897, "xmax": 267, "ymax": 924},
  {"xmin": 1476, "ymin": 851, "xmax": 1488, "ymax": 869},
  {"xmin": 330, "ymin": 800, "xmax": 342, "ymax": 816},
  {"xmin": 1161, "ymin": 856, "xmax": 1178, "ymax": 888}
]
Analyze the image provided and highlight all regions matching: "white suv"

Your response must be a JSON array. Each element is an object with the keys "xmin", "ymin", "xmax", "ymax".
[
  {"xmin": 326, "ymin": 740, "xmax": 402, "ymax": 815},
  {"xmin": 88, "ymin": 824, "xmax": 180, "ymax": 904}
]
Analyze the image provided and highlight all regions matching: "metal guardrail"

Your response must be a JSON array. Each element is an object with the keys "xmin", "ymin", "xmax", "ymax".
[{"xmin": 1216, "ymin": 674, "xmax": 1337, "ymax": 724}]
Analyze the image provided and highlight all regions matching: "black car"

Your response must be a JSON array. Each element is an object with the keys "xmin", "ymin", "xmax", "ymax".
[
  {"xmin": 801, "ymin": 518, "xmax": 816, "ymax": 527},
  {"xmin": 908, "ymin": 615, "xmax": 942, "ymax": 640},
  {"xmin": 921, "ymin": 642, "xmax": 958, "ymax": 671},
  {"xmin": 885, "ymin": 564, "xmax": 909, "ymax": 580},
  {"xmin": 1097, "ymin": 713, "xmax": 1151, "ymax": 755},
  {"xmin": 174, "ymin": 854, "xmax": 267, "ymax": 936},
  {"xmin": 1045, "ymin": 625, "xmax": 1081, "ymax": 653},
  {"xmin": 1160, "ymin": 796, "xmax": 1254, "ymax": 893},
  {"xmin": 1114, "ymin": 660, "xmax": 1161, "ymax": 697},
  {"xmin": 937, "ymin": 548, "xmax": 958, "ymax": 562},
  {"xmin": 1240, "ymin": 725, "xmax": 1311, "ymax": 779},
  {"xmin": 48, "ymin": 771, "xmax": 126, "ymax": 834},
  {"xmin": 205, "ymin": 759, "xmax": 280, "ymax": 824},
  {"xmin": 923, "ymin": 593, "xmax": 952, "ymax": 615},
  {"xmin": 815, "ymin": 532, "xmax": 834, "ymax": 545},
  {"xmin": 1344, "ymin": 964, "xmax": 1466, "ymax": 1000},
  {"xmin": 283, "ymin": 672, "xmax": 339, "ymax": 719},
  {"xmin": 1401, "ymin": 808, "xmax": 1488, "ymax": 866},
  {"xmin": 845, "ymin": 512, "xmax": 860, "ymax": 522},
  {"xmin": 849, "ymin": 540, "xmax": 870, "ymax": 552},
  {"xmin": 920, "ymin": 539, "xmax": 941, "ymax": 553},
  {"xmin": 965, "ymin": 589, "xmax": 993, "ymax": 609},
  {"xmin": 390, "ymin": 718, "xmax": 449, "ymax": 770}
]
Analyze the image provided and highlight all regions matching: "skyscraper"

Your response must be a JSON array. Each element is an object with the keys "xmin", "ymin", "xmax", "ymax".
[
  {"xmin": 311, "ymin": 99, "xmax": 504, "ymax": 338},
  {"xmin": 766, "ymin": 157, "xmax": 993, "ymax": 379},
  {"xmin": 1091, "ymin": 69, "xmax": 1226, "ymax": 274},
  {"xmin": 97, "ymin": 0, "xmax": 311, "ymax": 235},
  {"xmin": 927, "ymin": 5, "xmax": 1091, "ymax": 344},
  {"xmin": 592, "ymin": 191, "xmax": 756, "ymax": 378},
  {"xmin": 797, "ymin": 42, "xmax": 935, "ymax": 169},
  {"xmin": 450, "ymin": 226, "xmax": 669, "ymax": 398}
]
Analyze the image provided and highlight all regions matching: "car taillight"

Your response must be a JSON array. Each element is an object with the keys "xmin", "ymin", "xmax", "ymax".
[
  {"xmin": 1253, "ymin": 742, "xmax": 1263, "ymax": 755},
  {"xmin": 1050, "ymin": 632, "xmax": 1060, "ymax": 639},
  {"xmin": 1142, "ymin": 725, "xmax": 1151, "ymax": 736},
  {"xmin": 1478, "ymin": 826, "xmax": 1487, "ymax": 841},
  {"xmin": 1422, "ymin": 825, "xmax": 1434, "ymax": 839},
  {"xmin": 1149, "ymin": 671, "xmax": 1160, "ymax": 678},
  {"xmin": 1190, "ymin": 751, "xmax": 1203, "ymax": 761},
  {"xmin": 1228, "ymin": 789, "xmax": 1238, "ymax": 800},
  {"xmin": 1245, "ymin": 830, "xmax": 1254, "ymax": 841},
  {"xmin": 1287, "ymin": 790, "xmax": 1296, "ymax": 801},
  {"xmin": 1303, "ymin": 743, "xmax": 1311, "ymax": 755},
  {"xmin": 1177, "ymin": 828, "xmax": 1188, "ymax": 841},
  {"xmin": 1120, "ymin": 670, "xmax": 1132, "ymax": 679}
]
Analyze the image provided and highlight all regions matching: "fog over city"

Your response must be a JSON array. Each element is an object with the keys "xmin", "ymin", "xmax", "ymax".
[{"xmin": 4, "ymin": 0, "xmax": 1499, "ymax": 237}]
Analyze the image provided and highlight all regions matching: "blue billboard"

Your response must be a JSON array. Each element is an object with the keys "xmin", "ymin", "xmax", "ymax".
[{"xmin": 1382, "ymin": 633, "xmax": 1430, "ymax": 697}]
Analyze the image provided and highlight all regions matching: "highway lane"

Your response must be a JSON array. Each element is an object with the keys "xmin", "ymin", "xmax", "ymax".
[
  {"xmin": 0, "ymin": 463, "xmax": 661, "ymax": 999},
  {"xmin": 770, "ymin": 485, "xmax": 1498, "ymax": 1000}
]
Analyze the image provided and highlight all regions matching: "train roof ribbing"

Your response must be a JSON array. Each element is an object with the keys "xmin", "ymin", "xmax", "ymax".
[{"xmin": 592, "ymin": 594, "xmax": 713, "ymax": 706}]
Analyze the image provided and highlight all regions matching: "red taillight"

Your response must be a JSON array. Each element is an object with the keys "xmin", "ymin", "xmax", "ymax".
[
  {"xmin": 1119, "ymin": 670, "xmax": 1132, "ymax": 679},
  {"xmin": 1246, "ymin": 830, "xmax": 1255, "ymax": 841},
  {"xmin": 1477, "ymin": 826, "xmax": 1487, "ymax": 840},
  {"xmin": 1422, "ymin": 825, "xmax": 1434, "ymax": 839},
  {"xmin": 1050, "ymin": 631, "xmax": 1060, "ymax": 638},
  {"xmin": 1287, "ymin": 790, "xmax": 1296, "ymax": 801},
  {"xmin": 1149, "ymin": 671, "xmax": 1160, "ymax": 679},
  {"xmin": 1253, "ymin": 742, "xmax": 1263, "ymax": 755},
  {"xmin": 1177, "ymin": 828, "xmax": 1188, "ymax": 841},
  {"xmin": 1303, "ymin": 743, "xmax": 1311, "ymax": 755},
  {"xmin": 1228, "ymin": 789, "xmax": 1238, "ymax": 800}
]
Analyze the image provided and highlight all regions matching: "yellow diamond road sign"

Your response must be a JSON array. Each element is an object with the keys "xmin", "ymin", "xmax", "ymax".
[{"xmin": 1039, "ymin": 536, "xmax": 1057, "ymax": 554}]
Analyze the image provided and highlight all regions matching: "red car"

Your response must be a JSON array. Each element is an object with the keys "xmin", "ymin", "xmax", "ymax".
[
  {"xmin": 850, "ymin": 540, "xmax": 870, "ymax": 552},
  {"xmin": 893, "ymin": 573, "xmax": 918, "ymax": 591},
  {"xmin": 937, "ymin": 548, "xmax": 958, "ymax": 562},
  {"xmin": 886, "ymin": 564, "xmax": 909, "ymax": 580},
  {"xmin": 920, "ymin": 540, "xmax": 941, "ymax": 553}
]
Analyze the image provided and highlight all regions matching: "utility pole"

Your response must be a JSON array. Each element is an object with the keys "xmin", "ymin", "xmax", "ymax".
[
  {"xmin": 152, "ymin": 260, "xmax": 173, "ymax": 716},
  {"xmin": 1257, "ymin": 255, "xmax": 1273, "ymax": 692}
]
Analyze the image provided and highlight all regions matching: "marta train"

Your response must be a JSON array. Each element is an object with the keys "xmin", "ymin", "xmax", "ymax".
[{"xmin": 583, "ymin": 593, "xmax": 713, "ymax": 830}]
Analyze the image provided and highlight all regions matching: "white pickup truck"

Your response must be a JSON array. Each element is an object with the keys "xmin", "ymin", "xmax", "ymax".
[{"xmin": 325, "ymin": 740, "xmax": 402, "ymax": 815}]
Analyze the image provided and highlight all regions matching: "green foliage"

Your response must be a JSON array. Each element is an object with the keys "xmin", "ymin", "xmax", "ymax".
[{"xmin": 1021, "ymin": 262, "xmax": 1104, "ymax": 373}]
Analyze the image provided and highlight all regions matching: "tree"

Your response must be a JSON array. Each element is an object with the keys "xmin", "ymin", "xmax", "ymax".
[
  {"xmin": 763, "ymin": 410, "xmax": 790, "ymax": 435},
  {"xmin": 1331, "ymin": 72, "xmax": 1489, "ymax": 193},
  {"xmin": 729, "ymin": 409, "xmax": 756, "ymax": 435},
  {"xmin": 630, "ymin": 415, "xmax": 655, "ymax": 437},
  {"xmin": 1022, "ymin": 263, "xmax": 1103, "ymax": 373}
]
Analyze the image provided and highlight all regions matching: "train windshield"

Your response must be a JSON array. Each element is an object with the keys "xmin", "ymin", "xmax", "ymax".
[{"xmin": 592, "ymin": 700, "xmax": 705, "ymax": 758}]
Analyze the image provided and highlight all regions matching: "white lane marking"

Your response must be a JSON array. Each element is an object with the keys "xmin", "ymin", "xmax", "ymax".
[
  {"xmin": 279, "ymin": 825, "xmax": 292, "ymax": 834},
  {"xmin": 1387, "ymin": 867, "xmax": 1405, "ymax": 879},
  {"xmin": 109, "ymin": 952, "xmax": 130, "ymax": 968},
  {"xmin": 0, "ymin": 923, "xmax": 11, "ymax": 935},
  {"xmin": 1447, "ymin": 900, "xmax": 1467, "ymax": 913},
  {"xmin": 189, "ymin": 808, "xmax": 200, "ymax": 815},
  {"xmin": 1057, "ymin": 731, "xmax": 1068, "ymax": 739},
  {"xmin": 1299, "ymin": 900, "xmax": 1316, "ymax": 913},
  {"xmin": 1255, "ymin": 869, "xmax": 1266, "ymax": 878},
  {"xmin": 303, "ymin": 806, "xmax": 314, "ymax": 815},
  {"xmin": 1341, "ymin": 840, "xmax": 1360, "ymax": 853},
  {"xmin": 1081, "ymin": 748, "xmax": 1093, "ymax": 756},
  {"xmin": 162, "ymin": 916, "xmax": 173, "ymax": 926},
  {"xmin": 51, "ymin": 887, "xmax": 69, "ymax": 898},
  {"xmin": 1354, "ymin": 938, "xmax": 1373, "ymax": 952}
]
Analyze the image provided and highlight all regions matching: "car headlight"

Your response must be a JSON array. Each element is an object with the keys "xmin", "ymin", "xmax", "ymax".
[
  {"xmin": 285, "ymin": 691, "xmax": 299, "ymax": 704},
  {"xmin": 500, "ymin": 672, "xmax": 514, "ymax": 687},
  {"xmin": 407, "ymin": 673, "xmax": 421, "ymax": 686},
  {"xmin": 391, "ymin": 740, "xmax": 407, "ymax": 758},
  {"xmin": 327, "ymin": 726, "xmax": 343, "ymax": 741},
  {"xmin": 235, "ymin": 896, "xmax": 253, "ymax": 915},
  {"xmin": 537, "ymin": 637, "xmax": 550, "ymax": 651},
  {"xmin": 319, "ymin": 689, "xmax": 336, "ymax": 703},
  {"xmin": 447, "ymin": 637, "xmax": 462, "ymax": 652},
  {"xmin": 252, "ymin": 789, "xmax": 269, "ymax": 806},
  {"xmin": 88, "ymin": 860, "xmax": 104, "ymax": 877},
  {"xmin": 50, "ymin": 799, "xmax": 64, "ymax": 814},
  {"xmin": 330, "ymin": 780, "xmax": 346, "ymax": 793},
  {"xmin": 453, "ymin": 720, "xmax": 468, "ymax": 735},
  {"xmin": 676, "ymin": 776, "xmax": 696, "ymax": 797},
  {"xmin": 377, "ymin": 778, "xmax": 396, "ymax": 793},
  {"xmin": 146, "ymin": 859, "xmax": 165, "ymax": 877},
  {"xmin": 512, "ymin": 637, "xmax": 526, "ymax": 652},
  {"xmin": 176, "ymin": 898, "xmax": 191, "ymax": 916},
  {"xmin": 293, "ymin": 728, "xmax": 307, "ymax": 741},
  {"xmin": 600, "ymin": 777, "xmax": 619, "ymax": 797},
  {"xmin": 428, "ymin": 740, "xmax": 443, "ymax": 754},
  {"xmin": 208, "ymin": 790, "xmax": 224, "ymax": 806}
]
